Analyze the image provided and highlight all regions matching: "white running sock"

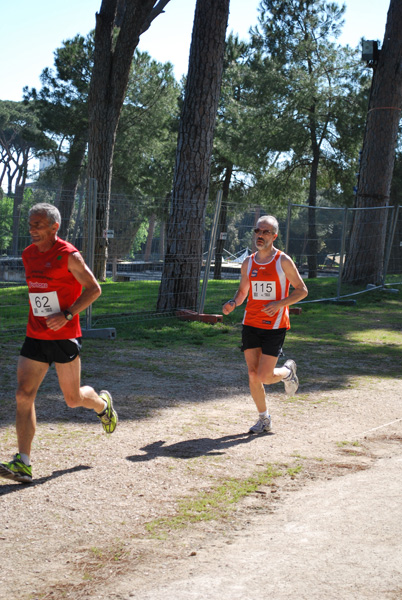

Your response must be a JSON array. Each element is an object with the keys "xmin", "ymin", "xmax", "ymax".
[
  {"xmin": 283, "ymin": 367, "xmax": 292, "ymax": 380},
  {"xmin": 97, "ymin": 400, "xmax": 107, "ymax": 415},
  {"xmin": 259, "ymin": 410, "xmax": 268, "ymax": 418},
  {"xmin": 19, "ymin": 453, "xmax": 31, "ymax": 466}
]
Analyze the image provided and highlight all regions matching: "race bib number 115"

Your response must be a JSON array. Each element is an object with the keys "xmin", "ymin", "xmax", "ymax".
[
  {"xmin": 251, "ymin": 281, "xmax": 276, "ymax": 300},
  {"xmin": 29, "ymin": 292, "xmax": 61, "ymax": 317}
]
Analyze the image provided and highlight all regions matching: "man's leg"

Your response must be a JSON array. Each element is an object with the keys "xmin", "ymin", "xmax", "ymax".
[
  {"xmin": 244, "ymin": 348, "xmax": 268, "ymax": 413},
  {"xmin": 55, "ymin": 357, "xmax": 118, "ymax": 433},
  {"xmin": 55, "ymin": 356, "xmax": 106, "ymax": 412},
  {"xmin": 258, "ymin": 356, "xmax": 291, "ymax": 387},
  {"xmin": 16, "ymin": 356, "xmax": 49, "ymax": 457},
  {"xmin": 244, "ymin": 348, "xmax": 276, "ymax": 433}
]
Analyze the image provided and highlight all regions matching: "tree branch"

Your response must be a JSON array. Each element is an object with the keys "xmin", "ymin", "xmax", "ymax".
[{"xmin": 140, "ymin": 0, "xmax": 172, "ymax": 35}]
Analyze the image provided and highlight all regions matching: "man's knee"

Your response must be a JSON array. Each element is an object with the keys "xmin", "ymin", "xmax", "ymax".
[
  {"xmin": 260, "ymin": 373, "xmax": 276, "ymax": 385},
  {"xmin": 247, "ymin": 367, "xmax": 261, "ymax": 385},
  {"xmin": 16, "ymin": 386, "xmax": 36, "ymax": 407},
  {"xmin": 256, "ymin": 366, "xmax": 277, "ymax": 385},
  {"xmin": 63, "ymin": 393, "xmax": 81, "ymax": 408}
]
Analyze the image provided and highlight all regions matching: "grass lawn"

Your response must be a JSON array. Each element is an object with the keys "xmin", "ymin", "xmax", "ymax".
[{"xmin": 0, "ymin": 278, "xmax": 401, "ymax": 380}]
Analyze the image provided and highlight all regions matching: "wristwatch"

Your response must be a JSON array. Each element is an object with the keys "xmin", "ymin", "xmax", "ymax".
[{"xmin": 63, "ymin": 310, "xmax": 74, "ymax": 321}]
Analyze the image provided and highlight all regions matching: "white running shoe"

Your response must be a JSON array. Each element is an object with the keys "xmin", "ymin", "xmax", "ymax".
[
  {"xmin": 249, "ymin": 415, "xmax": 272, "ymax": 434},
  {"xmin": 283, "ymin": 359, "xmax": 299, "ymax": 396}
]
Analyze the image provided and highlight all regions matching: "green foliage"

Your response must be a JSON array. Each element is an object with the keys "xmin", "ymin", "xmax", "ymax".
[
  {"xmin": 112, "ymin": 50, "xmax": 180, "ymax": 202},
  {"xmin": 132, "ymin": 220, "xmax": 149, "ymax": 255},
  {"xmin": 0, "ymin": 100, "xmax": 55, "ymax": 192},
  {"xmin": 247, "ymin": 0, "xmax": 369, "ymax": 205},
  {"xmin": 22, "ymin": 33, "xmax": 95, "ymax": 190},
  {"xmin": 211, "ymin": 0, "xmax": 371, "ymax": 215}
]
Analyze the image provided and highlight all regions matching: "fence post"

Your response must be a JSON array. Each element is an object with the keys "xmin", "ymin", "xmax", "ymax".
[
  {"xmin": 198, "ymin": 190, "xmax": 223, "ymax": 314},
  {"xmin": 285, "ymin": 199, "xmax": 292, "ymax": 255},
  {"xmin": 382, "ymin": 204, "xmax": 399, "ymax": 286},
  {"xmin": 336, "ymin": 207, "xmax": 348, "ymax": 299},
  {"xmin": 85, "ymin": 178, "xmax": 97, "ymax": 330}
]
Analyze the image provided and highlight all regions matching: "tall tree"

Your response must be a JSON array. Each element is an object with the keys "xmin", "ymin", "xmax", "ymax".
[
  {"xmin": 24, "ymin": 34, "xmax": 94, "ymax": 238},
  {"xmin": 108, "ymin": 51, "xmax": 180, "ymax": 261},
  {"xmin": 0, "ymin": 101, "xmax": 52, "ymax": 195},
  {"xmin": 251, "ymin": 0, "xmax": 366, "ymax": 277},
  {"xmin": 157, "ymin": 0, "xmax": 230, "ymax": 311},
  {"xmin": 112, "ymin": 50, "xmax": 179, "ymax": 198},
  {"xmin": 0, "ymin": 101, "xmax": 54, "ymax": 253},
  {"xmin": 212, "ymin": 34, "xmax": 252, "ymax": 280},
  {"xmin": 87, "ymin": 0, "xmax": 171, "ymax": 279},
  {"xmin": 343, "ymin": 0, "xmax": 402, "ymax": 285}
]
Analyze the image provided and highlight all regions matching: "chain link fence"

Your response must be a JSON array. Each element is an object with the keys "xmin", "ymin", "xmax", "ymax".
[{"xmin": 1, "ymin": 183, "xmax": 401, "ymax": 336}]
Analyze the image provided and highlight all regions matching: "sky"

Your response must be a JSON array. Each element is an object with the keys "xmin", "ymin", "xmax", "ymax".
[{"xmin": 0, "ymin": 0, "xmax": 391, "ymax": 102}]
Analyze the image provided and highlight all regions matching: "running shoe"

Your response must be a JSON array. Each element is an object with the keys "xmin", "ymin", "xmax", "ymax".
[
  {"xmin": 249, "ymin": 415, "xmax": 272, "ymax": 434},
  {"xmin": 283, "ymin": 359, "xmax": 299, "ymax": 396},
  {"xmin": 97, "ymin": 390, "xmax": 118, "ymax": 434},
  {"xmin": 0, "ymin": 454, "xmax": 32, "ymax": 483}
]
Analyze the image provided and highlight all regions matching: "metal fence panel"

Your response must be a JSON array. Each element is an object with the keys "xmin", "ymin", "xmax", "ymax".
[{"xmin": 0, "ymin": 185, "xmax": 401, "ymax": 336}]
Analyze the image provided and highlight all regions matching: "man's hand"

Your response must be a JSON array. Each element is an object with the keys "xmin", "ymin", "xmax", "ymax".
[
  {"xmin": 262, "ymin": 301, "xmax": 282, "ymax": 317},
  {"xmin": 45, "ymin": 312, "xmax": 69, "ymax": 331},
  {"xmin": 222, "ymin": 300, "xmax": 236, "ymax": 316}
]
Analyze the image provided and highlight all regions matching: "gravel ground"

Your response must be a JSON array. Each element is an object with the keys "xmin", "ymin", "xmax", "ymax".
[{"xmin": 0, "ymin": 342, "xmax": 401, "ymax": 600}]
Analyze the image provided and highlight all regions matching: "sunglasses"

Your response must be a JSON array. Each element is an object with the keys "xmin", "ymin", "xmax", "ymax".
[{"xmin": 254, "ymin": 228, "xmax": 275, "ymax": 236}]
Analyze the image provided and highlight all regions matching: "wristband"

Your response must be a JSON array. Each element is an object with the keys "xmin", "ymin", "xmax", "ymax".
[{"xmin": 228, "ymin": 299, "xmax": 237, "ymax": 307}]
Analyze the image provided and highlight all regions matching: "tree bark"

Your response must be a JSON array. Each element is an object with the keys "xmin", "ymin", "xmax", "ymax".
[
  {"xmin": 11, "ymin": 184, "xmax": 24, "ymax": 256},
  {"xmin": 59, "ymin": 134, "xmax": 88, "ymax": 239},
  {"xmin": 87, "ymin": 0, "xmax": 159, "ymax": 280},
  {"xmin": 343, "ymin": 0, "xmax": 402, "ymax": 285},
  {"xmin": 157, "ymin": 0, "xmax": 230, "ymax": 311},
  {"xmin": 144, "ymin": 213, "xmax": 156, "ymax": 261},
  {"xmin": 214, "ymin": 163, "xmax": 233, "ymax": 280},
  {"xmin": 307, "ymin": 148, "xmax": 319, "ymax": 279}
]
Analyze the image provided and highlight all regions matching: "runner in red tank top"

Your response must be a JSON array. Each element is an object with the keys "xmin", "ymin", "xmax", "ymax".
[
  {"xmin": 223, "ymin": 215, "xmax": 308, "ymax": 435},
  {"xmin": 0, "ymin": 203, "xmax": 118, "ymax": 484}
]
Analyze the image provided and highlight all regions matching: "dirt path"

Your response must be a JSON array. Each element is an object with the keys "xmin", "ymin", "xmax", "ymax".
[
  {"xmin": 0, "ymin": 344, "xmax": 401, "ymax": 600},
  {"xmin": 120, "ymin": 452, "xmax": 402, "ymax": 600}
]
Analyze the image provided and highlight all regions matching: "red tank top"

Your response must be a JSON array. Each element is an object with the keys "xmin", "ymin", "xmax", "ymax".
[
  {"xmin": 23, "ymin": 238, "xmax": 82, "ymax": 340},
  {"xmin": 243, "ymin": 250, "xmax": 290, "ymax": 330}
]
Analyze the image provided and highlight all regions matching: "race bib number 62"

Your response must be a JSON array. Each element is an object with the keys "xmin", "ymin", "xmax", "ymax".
[
  {"xmin": 251, "ymin": 281, "xmax": 276, "ymax": 300},
  {"xmin": 29, "ymin": 292, "xmax": 61, "ymax": 317}
]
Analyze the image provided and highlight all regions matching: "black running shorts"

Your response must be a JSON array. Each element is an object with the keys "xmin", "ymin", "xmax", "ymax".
[
  {"xmin": 241, "ymin": 325, "xmax": 287, "ymax": 357},
  {"xmin": 20, "ymin": 337, "xmax": 82, "ymax": 365}
]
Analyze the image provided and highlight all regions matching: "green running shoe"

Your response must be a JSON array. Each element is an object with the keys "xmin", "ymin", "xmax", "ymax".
[
  {"xmin": 0, "ymin": 454, "xmax": 32, "ymax": 483},
  {"xmin": 97, "ymin": 390, "xmax": 118, "ymax": 434}
]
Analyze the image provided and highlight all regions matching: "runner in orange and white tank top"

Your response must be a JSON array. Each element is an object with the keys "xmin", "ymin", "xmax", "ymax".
[
  {"xmin": 243, "ymin": 250, "xmax": 290, "ymax": 331},
  {"xmin": 222, "ymin": 215, "xmax": 308, "ymax": 436}
]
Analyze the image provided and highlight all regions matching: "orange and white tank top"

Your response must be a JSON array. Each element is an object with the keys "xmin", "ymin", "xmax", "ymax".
[{"xmin": 243, "ymin": 250, "xmax": 290, "ymax": 330}]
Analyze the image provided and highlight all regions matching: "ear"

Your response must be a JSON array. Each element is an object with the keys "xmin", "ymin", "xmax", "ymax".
[{"xmin": 53, "ymin": 221, "xmax": 60, "ymax": 233}]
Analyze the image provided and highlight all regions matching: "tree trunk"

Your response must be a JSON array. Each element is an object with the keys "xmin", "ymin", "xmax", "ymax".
[
  {"xmin": 157, "ymin": 0, "xmax": 230, "ymax": 310},
  {"xmin": 159, "ymin": 220, "xmax": 165, "ymax": 260},
  {"xmin": 11, "ymin": 184, "xmax": 24, "ymax": 255},
  {"xmin": 214, "ymin": 163, "xmax": 233, "ymax": 280},
  {"xmin": 87, "ymin": 0, "xmax": 157, "ymax": 280},
  {"xmin": 144, "ymin": 213, "xmax": 156, "ymax": 261},
  {"xmin": 59, "ymin": 134, "xmax": 87, "ymax": 240},
  {"xmin": 343, "ymin": 0, "xmax": 402, "ymax": 285},
  {"xmin": 307, "ymin": 150, "xmax": 319, "ymax": 278},
  {"xmin": 252, "ymin": 207, "xmax": 261, "ymax": 253}
]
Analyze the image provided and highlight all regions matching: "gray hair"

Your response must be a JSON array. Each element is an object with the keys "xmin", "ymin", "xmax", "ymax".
[
  {"xmin": 29, "ymin": 203, "xmax": 61, "ymax": 227},
  {"xmin": 257, "ymin": 215, "xmax": 279, "ymax": 234}
]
